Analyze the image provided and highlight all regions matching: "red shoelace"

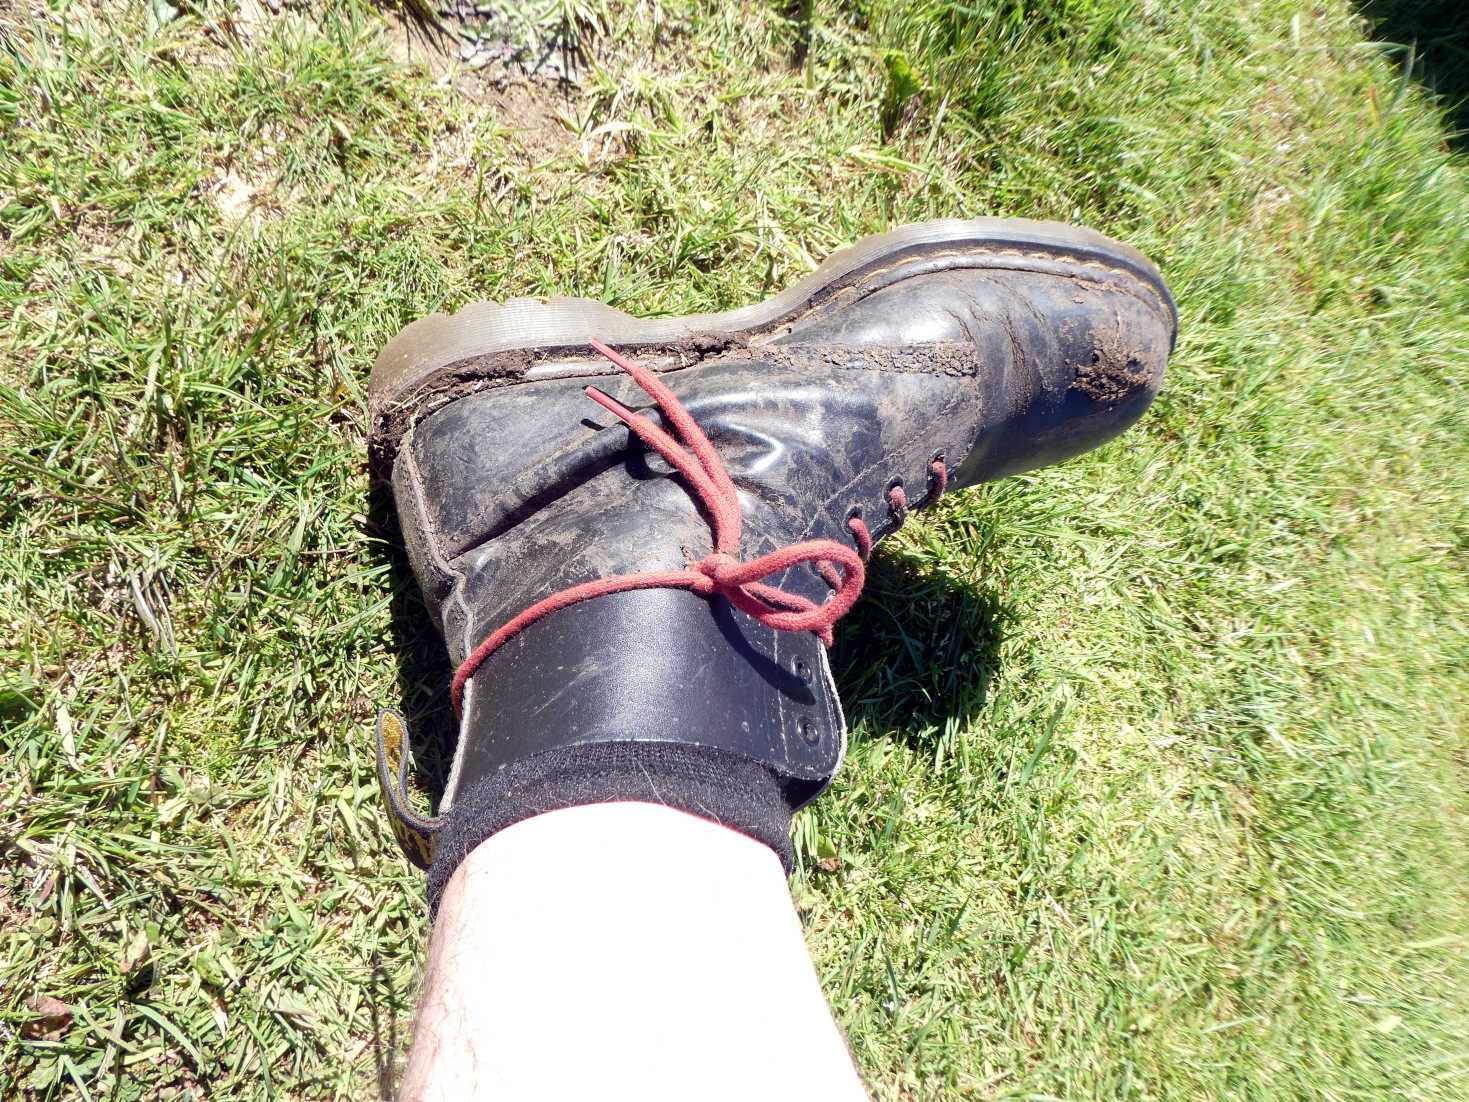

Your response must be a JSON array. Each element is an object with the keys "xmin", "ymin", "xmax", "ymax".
[{"xmin": 449, "ymin": 339, "xmax": 869, "ymax": 716}]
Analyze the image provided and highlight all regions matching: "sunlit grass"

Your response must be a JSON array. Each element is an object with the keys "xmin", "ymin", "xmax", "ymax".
[{"xmin": 2, "ymin": 0, "xmax": 1466, "ymax": 1097}]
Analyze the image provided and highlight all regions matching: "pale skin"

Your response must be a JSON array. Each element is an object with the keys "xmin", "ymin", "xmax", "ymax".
[{"xmin": 400, "ymin": 801, "xmax": 870, "ymax": 1102}]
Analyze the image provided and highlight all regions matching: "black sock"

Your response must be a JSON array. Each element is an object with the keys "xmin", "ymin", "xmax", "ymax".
[{"xmin": 426, "ymin": 742, "xmax": 797, "ymax": 918}]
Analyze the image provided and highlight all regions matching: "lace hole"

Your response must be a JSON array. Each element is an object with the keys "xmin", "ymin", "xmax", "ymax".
[
  {"xmin": 799, "ymin": 719, "xmax": 820, "ymax": 745},
  {"xmin": 793, "ymin": 658, "xmax": 812, "ymax": 683}
]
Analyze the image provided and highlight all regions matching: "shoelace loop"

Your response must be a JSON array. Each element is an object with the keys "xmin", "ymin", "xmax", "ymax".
[
  {"xmin": 837, "ymin": 456, "xmax": 948, "ymax": 580},
  {"xmin": 887, "ymin": 481, "xmax": 910, "ymax": 523},
  {"xmin": 449, "ymin": 339, "xmax": 866, "ymax": 717},
  {"xmin": 929, "ymin": 456, "xmax": 949, "ymax": 496}
]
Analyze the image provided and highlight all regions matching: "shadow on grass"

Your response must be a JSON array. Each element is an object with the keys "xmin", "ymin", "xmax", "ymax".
[
  {"xmin": 366, "ymin": 952, "xmax": 405, "ymax": 1102},
  {"xmin": 370, "ymin": 481, "xmax": 1011, "ymax": 802},
  {"xmin": 1354, "ymin": 0, "xmax": 1469, "ymax": 146},
  {"xmin": 778, "ymin": 0, "xmax": 815, "ymax": 68},
  {"xmin": 831, "ymin": 550, "xmax": 1011, "ymax": 748},
  {"xmin": 369, "ymin": 482, "xmax": 458, "ymax": 810}
]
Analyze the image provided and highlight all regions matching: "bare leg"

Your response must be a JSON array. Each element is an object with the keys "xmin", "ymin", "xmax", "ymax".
[{"xmin": 400, "ymin": 801, "xmax": 869, "ymax": 1102}]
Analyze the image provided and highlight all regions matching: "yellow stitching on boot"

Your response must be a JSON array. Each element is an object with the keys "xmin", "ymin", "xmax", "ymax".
[{"xmin": 375, "ymin": 709, "xmax": 442, "ymax": 869}]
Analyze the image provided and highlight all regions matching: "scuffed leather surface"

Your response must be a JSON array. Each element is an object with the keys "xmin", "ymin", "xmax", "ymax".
[{"xmin": 391, "ymin": 260, "xmax": 1173, "ymax": 804}]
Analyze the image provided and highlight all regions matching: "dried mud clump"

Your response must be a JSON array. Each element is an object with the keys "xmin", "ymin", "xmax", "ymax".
[{"xmin": 1073, "ymin": 341, "xmax": 1151, "ymax": 407}]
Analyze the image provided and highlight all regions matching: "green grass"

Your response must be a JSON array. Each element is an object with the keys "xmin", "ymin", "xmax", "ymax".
[{"xmin": 3, "ymin": 0, "xmax": 1468, "ymax": 1098}]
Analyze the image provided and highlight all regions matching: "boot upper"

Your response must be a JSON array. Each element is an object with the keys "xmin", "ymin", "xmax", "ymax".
[
  {"xmin": 383, "ymin": 234, "xmax": 1175, "ymax": 811},
  {"xmin": 395, "ymin": 263, "xmax": 1172, "ymax": 656}
]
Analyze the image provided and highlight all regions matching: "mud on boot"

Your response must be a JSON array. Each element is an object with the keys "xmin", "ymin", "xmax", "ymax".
[{"xmin": 369, "ymin": 217, "xmax": 1177, "ymax": 909}]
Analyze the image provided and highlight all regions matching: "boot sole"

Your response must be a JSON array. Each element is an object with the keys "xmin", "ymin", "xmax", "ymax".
[{"xmin": 368, "ymin": 217, "xmax": 1176, "ymax": 478}]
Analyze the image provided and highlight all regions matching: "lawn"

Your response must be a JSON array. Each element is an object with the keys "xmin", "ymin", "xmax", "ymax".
[{"xmin": 2, "ymin": 0, "xmax": 1467, "ymax": 1098}]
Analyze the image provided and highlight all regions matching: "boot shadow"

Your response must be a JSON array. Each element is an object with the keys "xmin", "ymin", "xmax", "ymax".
[
  {"xmin": 830, "ymin": 545, "xmax": 1012, "ymax": 748},
  {"xmin": 368, "ymin": 482, "xmax": 457, "ymax": 810}
]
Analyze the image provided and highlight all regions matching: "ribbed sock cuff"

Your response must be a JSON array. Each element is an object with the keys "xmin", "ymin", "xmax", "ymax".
[{"xmin": 425, "ymin": 742, "xmax": 797, "ymax": 918}]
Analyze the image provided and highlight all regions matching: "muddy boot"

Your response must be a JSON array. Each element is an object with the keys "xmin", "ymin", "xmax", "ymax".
[{"xmin": 370, "ymin": 218, "xmax": 1176, "ymax": 909}]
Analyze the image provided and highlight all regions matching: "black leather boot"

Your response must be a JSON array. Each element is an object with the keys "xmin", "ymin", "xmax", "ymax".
[{"xmin": 370, "ymin": 218, "xmax": 1176, "ymax": 906}]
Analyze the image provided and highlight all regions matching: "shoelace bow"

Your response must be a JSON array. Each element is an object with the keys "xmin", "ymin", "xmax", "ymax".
[{"xmin": 449, "ymin": 339, "xmax": 870, "ymax": 716}]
